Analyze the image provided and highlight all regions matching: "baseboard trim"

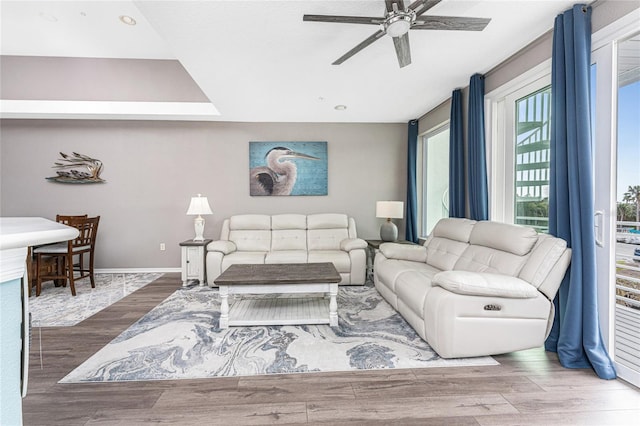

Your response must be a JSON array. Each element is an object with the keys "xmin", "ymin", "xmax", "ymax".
[{"xmin": 94, "ymin": 268, "xmax": 181, "ymax": 274}]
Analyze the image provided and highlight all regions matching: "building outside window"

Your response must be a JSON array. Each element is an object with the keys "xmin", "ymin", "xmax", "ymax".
[{"xmin": 514, "ymin": 86, "xmax": 551, "ymax": 232}]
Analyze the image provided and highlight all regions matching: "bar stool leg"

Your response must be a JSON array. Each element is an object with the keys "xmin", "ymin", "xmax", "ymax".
[
  {"xmin": 66, "ymin": 254, "xmax": 76, "ymax": 296},
  {"xmin": 35, "ymin": 253, "xmax": 43, "ymax": 297}
]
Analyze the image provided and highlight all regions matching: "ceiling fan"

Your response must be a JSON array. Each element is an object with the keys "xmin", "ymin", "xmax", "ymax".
[{"xmin": 303, "ymin": 0, "xmax": 491, "ymax": 68}]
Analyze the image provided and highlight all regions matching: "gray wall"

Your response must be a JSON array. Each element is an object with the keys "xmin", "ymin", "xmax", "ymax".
[
  {"xmin": 1, "ymin": 56, "xmax": 209, "ymax": 102},
  {"xmin": 0, "ymin": 120, "xmax": 406, "ymax": 269},
  {"xmin": 418, "ymin": 0, "xmax": 640, "ymax": 129},
  {"xmin": 486, "ymin": 0, "xmax": 640, "ymax": 93}
]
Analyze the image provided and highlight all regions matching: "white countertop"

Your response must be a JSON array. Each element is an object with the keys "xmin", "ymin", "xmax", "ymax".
[{"xmin": 0, "ymin": 217, "xmax": 79, "ymax": 250}]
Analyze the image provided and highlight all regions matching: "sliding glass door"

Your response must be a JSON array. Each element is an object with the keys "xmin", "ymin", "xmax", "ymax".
[
  {"xmin": 593, "ymin": 30, "xmax": 640, "ymax": 387},
  {"xmin": 612, "ymin": 33, "xmax": 640, "ymax": 386}
]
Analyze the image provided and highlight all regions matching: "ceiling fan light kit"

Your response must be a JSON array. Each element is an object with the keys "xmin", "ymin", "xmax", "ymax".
[
  {"xmin": 384, "ymin": 12, "xmax": 414, "ymax": 37},
  {"xmin": 303, "ymin": 0, "xmax": 490, "ymax": 68}
]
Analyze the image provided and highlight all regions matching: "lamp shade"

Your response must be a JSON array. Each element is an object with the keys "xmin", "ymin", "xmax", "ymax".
[
  {"xmin": 186, "ymin": 194, "xmax": 213, "ymax": 216},
  {"xmin": 376, "ymin": 201, "xmax": 404, "ymax": 219}
]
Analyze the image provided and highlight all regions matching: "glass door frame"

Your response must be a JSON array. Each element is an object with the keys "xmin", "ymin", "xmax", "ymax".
[{"xmin": 592, "ymin": 11, "xmax": 640, "ymax": 386}]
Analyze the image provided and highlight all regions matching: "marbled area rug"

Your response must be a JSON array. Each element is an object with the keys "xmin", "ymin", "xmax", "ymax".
[
  {"xmin": 60, "ymin": 284, "xmax": 497, "ymax": 382},
  {"xmin": 30, "ymin": 273, "xmax": 164, "ymax": 327}
]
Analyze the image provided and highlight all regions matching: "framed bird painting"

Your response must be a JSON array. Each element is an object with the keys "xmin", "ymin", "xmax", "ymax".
[{"xmin": 249, "ymin": 141, "xmax": 328, "ymax": 196}]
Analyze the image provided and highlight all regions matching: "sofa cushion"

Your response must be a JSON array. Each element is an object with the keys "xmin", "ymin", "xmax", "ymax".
[
  {"xmin": 265, "ymin": 251, "xmax": 308, "ymax": 264},
  {"xmin": 272, "ymin": 229, "xmax": 307, "ymax": 251},
  {"xmin": 470, "ymin": 221, "xmax": 538, "ymax": 256},
  {"xmin": 432, "ymin": 218, "xmax": 476, "ymax": 242},
  {"xmin": 229, "ymin": 215, "xmax": 271, "ymax": 230},
  {"xmin": 308, "ymin": 229, "xmax": 349, "ymax": 250},
  {"xmin": 221, "ymin": 251, "xmax": 266, "ymax": 271},
  {"xmin": 271, "ymin": 215, "xmax": 309, "ymax": 251},
  {"xmin": 227, "ymin": 215, "xmax": 272, "ymax": 251},
  {"xmin": 308, "ymin": 250, "xmax": 350, "ymax": 273},
  {"xmin": 433, "ymin": 270, "xmax": 539, "ymax": 298},
  {"xmin": 453, "ymin": 245, "xmax": 528, "ymax": 276},
  {"xmin": 272, "ymin": 214, "xmax": 307, "ymax": 230},
  {"xmin": 229, "ymin": 230, "xmax": 272, "ymax": 252},
  {"xmin": 307, "ymin": 213, "xmax": 348, "ymax": 230},
  {"xmin": 425, "ymin": 237, "xmax": 469, "ymax": 271},
  {"xmin": 375, "ymin": 258, "xmax": 440, "ymax": 293}
]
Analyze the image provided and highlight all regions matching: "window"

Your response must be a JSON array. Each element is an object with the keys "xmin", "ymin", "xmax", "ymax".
[
  {"xmin": 418, "ymin": 123, "xmax": 450, "ymax": 237},
  {"xmin": 514, "ymin": 86, "xmax": 551, "ymax": 232},
  {"xmin": 487, "ymin": 67, "xmax": 551, "ymax": 231}
]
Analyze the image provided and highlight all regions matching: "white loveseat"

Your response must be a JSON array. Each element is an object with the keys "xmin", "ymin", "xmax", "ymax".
[
  {"xmin": 374, "ymin": 218, "xmax": 571, "ymax": 358},
  {"xmin": 206, "ymin": 213, "xmax": 367, "ymax": 286}
]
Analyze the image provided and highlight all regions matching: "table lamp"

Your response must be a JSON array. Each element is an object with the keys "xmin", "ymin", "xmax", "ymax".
[
  {"xmin": 187, "ymin": 194, "xmax": 213, "ymax": 241},
  {"xmin": 376, "ymin": 201, "xmax": 404, "ymax": 242}
]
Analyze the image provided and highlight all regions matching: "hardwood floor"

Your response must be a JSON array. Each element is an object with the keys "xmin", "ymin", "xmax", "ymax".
[{"xmin": 23, "ymin": 273, "xmax": 640, "ymax": 425}]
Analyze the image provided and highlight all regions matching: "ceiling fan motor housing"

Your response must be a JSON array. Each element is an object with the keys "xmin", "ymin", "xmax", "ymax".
[{"xmin": 383, "ymin": 10, "xmax": 416, "ymax": 37}]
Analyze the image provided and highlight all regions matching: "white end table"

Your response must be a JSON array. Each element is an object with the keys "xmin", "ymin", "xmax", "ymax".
[{"xmin": 179, "ymin": 239, "xmax": 212, "ymax": 287}]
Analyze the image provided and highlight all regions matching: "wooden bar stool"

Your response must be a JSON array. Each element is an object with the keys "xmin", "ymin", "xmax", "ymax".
[{"xmin": 33, "ymin": 216, "xmax": 100, "ymax": 296}]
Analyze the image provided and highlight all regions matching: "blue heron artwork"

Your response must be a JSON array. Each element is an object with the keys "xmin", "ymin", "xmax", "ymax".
[{"xmin": 249, "ymin": 141, "xmax": 328, "ymax": 196}]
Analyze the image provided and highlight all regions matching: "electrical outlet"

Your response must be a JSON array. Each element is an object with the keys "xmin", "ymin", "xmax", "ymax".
[{"xmin": 160, "ymin": 243, "xmax": 166, "ymax": 251}]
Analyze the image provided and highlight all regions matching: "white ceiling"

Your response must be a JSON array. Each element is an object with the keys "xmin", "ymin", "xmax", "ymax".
[{"xmin": 1, "ymin": 0, "xmax": 577, "ymax": 123}]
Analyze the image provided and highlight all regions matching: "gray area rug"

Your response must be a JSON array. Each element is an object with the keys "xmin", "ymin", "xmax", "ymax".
[
  {"xmin": 60, "ymin": 284, "xmax": 497, "ymax": 382},
  {"xmin": 30, "ymin": 273, "xmax": 163, "ymax": 327}
]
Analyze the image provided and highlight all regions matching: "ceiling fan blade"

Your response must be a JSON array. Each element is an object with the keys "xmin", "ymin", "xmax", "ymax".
[
  {"xmin": 412, "ymin": 16, "xmax": 491, "ymax": 31},
  {"xmin": 385, "ymin": 0, "xmax": 405, "ymax": 13},
  {"xmin": 333, "ymin": 29, "xmax": 386, "ymax": 65},
  {"xmin": 392, "ymin": 33, "xmax": 412, "ymax": 68},
  {"xmin": 407, "ymin": 0, "xmax": 442, "ymax": 17},
  {"xmin": 303, "ymin": 14, "xmax": 384, "ymax": 25}
]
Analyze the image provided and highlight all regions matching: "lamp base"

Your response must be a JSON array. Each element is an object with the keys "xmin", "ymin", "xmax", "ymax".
[
  {"xmin": 380, "ymin": 220, "xmax": 398, "ymax": 242},
  {"xmin": 193, "ymin": 216, "xmax": 205, "ymax": 241}
]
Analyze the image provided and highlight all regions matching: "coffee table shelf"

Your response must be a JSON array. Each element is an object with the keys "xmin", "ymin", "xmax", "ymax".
[{"xmin": 228, "ymin": 297, "xmax": 331, "ymax": 327}]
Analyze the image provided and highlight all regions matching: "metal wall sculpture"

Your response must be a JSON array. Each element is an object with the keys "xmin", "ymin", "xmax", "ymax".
[
  {"xmin": 249, "ymin": 142, "xmax": 327, "ymax": 196},
  {"xmin": 46, "ymin": 152, "xmax": 105, "ymax": 184}
]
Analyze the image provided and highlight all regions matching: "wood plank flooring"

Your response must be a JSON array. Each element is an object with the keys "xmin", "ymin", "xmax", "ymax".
[{"xmin": 23, "ymin": 273, "xmax": 640, "ymax": 425}]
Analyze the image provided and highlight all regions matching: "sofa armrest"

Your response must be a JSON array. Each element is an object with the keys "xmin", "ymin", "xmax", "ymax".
[
  {"xmin": 379, "ymin": 243, "xmax": 427, "ymax": 263},
  {"xmin": 207, "ymin": 240, "xmax": 237, "ymax": 255},
  {"xmin": 340, "ymin": 238, "xmax": 367, "ymax": 252},
  {"xmin": 433, "ymin": 270, "xmax": 539, "ymax": 299}
]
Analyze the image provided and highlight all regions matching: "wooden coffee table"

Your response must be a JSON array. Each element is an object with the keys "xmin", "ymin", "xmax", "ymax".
[{"xmin": 213, "ymin": 262, "xmax": 341, "ymax": 329}]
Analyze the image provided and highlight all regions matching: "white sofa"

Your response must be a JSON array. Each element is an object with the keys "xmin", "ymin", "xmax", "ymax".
[
  {"xmin": 206, "ymin": 213, "xmax": 367, "ymax": 286},
  {"xmin": 374, "ymin": 218, "xmax": 571, "ymax": 358}
]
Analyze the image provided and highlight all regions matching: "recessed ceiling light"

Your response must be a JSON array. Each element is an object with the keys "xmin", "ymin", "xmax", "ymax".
[
  {"xmin": 119, "ymin": 15, "xmax": 137, "ymax": 26},
  {"xmin": 38, "ymin": 12, "xmax": 58, "ymax": 22},
  {"xmin": 334, "ymin": 105, "xmax": 347, "ymax": 111}
]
